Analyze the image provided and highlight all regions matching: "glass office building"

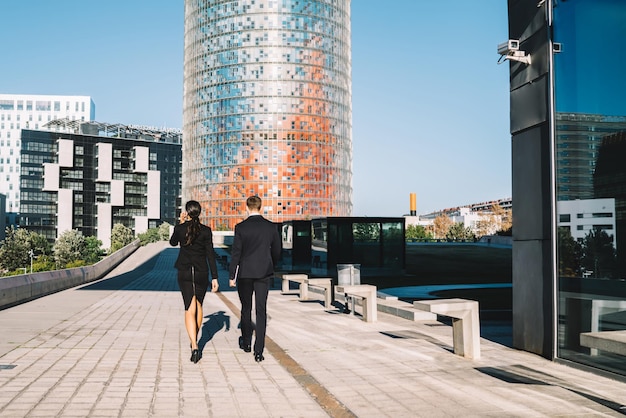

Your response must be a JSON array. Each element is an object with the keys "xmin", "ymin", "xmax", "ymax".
[
  {"xmin": 0, "ymin": 94, "xmax": 95, "ymax": 225},
  {"xmin": 509, "ymin": 0, "xmax": 626, "ymax": 377},
  {"xmin": 183, "ymin": 0, "xmax": 352, "ymax": 229},
  {"xmin": 19, "ymin": 121, "xmax": 182, "ymax": 249},
  {"xmin": 553, "ymin": 0, "xmax": 626, "ymax": 375}
]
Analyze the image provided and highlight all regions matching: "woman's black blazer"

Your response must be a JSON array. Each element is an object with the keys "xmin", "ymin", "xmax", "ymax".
[{"xmin": 170, "ymin": 222, "xmax": 219, "ymax": 278}]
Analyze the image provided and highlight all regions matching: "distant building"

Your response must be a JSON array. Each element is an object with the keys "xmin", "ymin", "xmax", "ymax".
[
  {"xmin": 406, "ymin": 197, "xmax": 512, "ymax": 235},
  {"xmin": 556, "ymin": 113, "xmax": 626, "ymax": 201},
  {"xmin": 557, "ymin": 198, "xmax": 616, "ymax": 245},
  {"xmin": 19, "ymin": 120, "xmax": 182, "ymax": 249},
  {"xmin": 0, "ymin": 94, "xmax": 95, "ymax": 222}
]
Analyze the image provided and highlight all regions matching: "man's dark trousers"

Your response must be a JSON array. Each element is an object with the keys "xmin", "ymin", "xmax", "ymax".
[{"xmin": 238, "ymin": 276, "xmax": 270, "ymax": 354}]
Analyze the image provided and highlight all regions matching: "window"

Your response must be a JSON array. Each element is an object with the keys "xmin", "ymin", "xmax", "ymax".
[
  {"xmin": 0, "ymin": 100, "xmax": 14, "ymax": 110},
  {"xmin": 35, "ymin": 101, "xmax": 51, "ymax": 111}
]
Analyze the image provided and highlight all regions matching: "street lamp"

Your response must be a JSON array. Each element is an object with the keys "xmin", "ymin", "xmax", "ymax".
[{"xmin": 28, "ymin": 250, "xmax": 34, "ymax": 273}]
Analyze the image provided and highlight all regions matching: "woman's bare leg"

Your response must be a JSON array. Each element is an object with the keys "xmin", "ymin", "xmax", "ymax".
[
  {"xmin": 185, "ymin": 296, "xmax": 199, "ymax": 350},
  {"xmin": 195, "ymin": 300, "xmax": 203, "ymax": 336}
]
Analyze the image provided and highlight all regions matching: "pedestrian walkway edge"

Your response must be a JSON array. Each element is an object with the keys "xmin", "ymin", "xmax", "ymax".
[{"xmin": 216, "ymin": 291, "xmax": 357, "ymax": 418}]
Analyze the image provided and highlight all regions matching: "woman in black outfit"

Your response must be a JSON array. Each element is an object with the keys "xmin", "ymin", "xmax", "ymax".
[{"xmin": 170, "ymin": 200, "xmax": 219, "ymax": 363}]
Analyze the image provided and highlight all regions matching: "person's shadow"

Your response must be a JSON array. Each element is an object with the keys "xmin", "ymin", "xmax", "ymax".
[{"xmin": 198, "ymin": 311, "xmax": 231, "ymax": 352}]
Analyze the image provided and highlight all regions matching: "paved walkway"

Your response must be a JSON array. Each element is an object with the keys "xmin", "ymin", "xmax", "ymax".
[{"xmin": 1, "ymin": 242, "xmax": 626, "ymax": 417}]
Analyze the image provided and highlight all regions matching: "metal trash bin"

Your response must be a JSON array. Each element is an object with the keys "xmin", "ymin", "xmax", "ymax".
[
  {"xmin": 337, "ymin": 263, "xmax": 361, "ymax": 285},
  {"xmin": 337, "ymin": 264, "xmax": 361, "ymax": 314}
]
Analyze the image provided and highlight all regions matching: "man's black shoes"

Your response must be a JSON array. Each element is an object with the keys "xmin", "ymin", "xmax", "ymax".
[
  {"xmin": 239, "ymin": 337, "xmax": 251, "ymax": 353},
  {"xmin": 238, "ymin": 337, "xmax": 262, "ymax": 361}
]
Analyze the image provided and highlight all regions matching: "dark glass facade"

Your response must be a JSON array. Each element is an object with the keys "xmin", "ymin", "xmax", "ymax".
[
  {"xmin": 281, "ymin": 217, "xmax": 405, "ymax": 278},
  {"xmin": 554, "ymin": 0, "xmax": 626, "ymax": 375}
]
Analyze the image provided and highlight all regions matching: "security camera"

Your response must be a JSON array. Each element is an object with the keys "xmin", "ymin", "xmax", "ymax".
[
  {"xmin": 497, "ymin": 39, "xmax": 531, "ymax": 65},
  {"xmin": 497, "ymin": 40, "xmax": 519, "ymax": 55}
]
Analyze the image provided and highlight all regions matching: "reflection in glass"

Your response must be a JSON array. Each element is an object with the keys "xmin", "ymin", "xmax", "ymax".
[
  {"xmin": 554, "ymin": 0, "xmax": 626, "ymax": 374},
  {"xmin": 281, "ymin": 218, "xmax": 405, "ymax": 277},
  {"xmin": 353, "ymin": 222, "xmax": 381, "ymax": 267}
]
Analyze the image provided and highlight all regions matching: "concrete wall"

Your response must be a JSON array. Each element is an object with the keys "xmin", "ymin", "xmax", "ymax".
[
  {"xmin": 508, "ymin": 0, "xmax": 555, "ymax": 358},
  {"xmin": 213, "ymin": 231, "xmax": 234, "ymax": 246},
  {"xmin": 0, "ymin": 239, "xmax": 141, "ymax": 310}
]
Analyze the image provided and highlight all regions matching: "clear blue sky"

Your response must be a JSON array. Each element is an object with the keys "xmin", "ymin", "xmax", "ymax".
[{"xmin": 0, "ymin": 1, "xmax": 511, "ymax": 217}]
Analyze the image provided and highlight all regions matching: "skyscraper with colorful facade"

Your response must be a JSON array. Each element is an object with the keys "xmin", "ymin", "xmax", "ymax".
[{"xmin": 183, "ymin": 0, "xmax": 352, "ymax": 229}]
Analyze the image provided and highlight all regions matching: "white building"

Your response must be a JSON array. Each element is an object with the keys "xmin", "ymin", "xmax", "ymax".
[
  {"xmin": 0, "ymin": 94, "xmax": 95, "ymax": 222},
  {"xmin": 557, "ymin": 198, "xmax": 616, "ymax": 247},
  {"xmin": 0, "ymin": 193, "xmax": 6, "ymax": 241},
  {"xmin": 407, "ymin": 197, "xmax": 513, "ymax": 236}
]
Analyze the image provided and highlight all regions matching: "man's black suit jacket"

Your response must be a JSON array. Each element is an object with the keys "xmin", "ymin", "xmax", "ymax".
[{"xmin": 229, "ymin": 215, "xmax": 281, "ymax": 280}]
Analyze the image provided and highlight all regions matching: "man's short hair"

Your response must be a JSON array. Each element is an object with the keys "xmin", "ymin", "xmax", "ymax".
[{"xmin": 246, "ymin": 195, "xmax": 262, "ymax": 210}]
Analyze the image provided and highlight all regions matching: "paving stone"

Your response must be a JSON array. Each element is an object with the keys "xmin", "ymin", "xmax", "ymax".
[{"xmin": 2, "ymin": 242, "xmax": 626, "ymax": 417}]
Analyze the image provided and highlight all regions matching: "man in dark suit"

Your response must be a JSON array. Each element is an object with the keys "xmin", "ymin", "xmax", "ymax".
[{"xmin": 229, "ymin": 196, "xmax": 281, "ymax": 362}]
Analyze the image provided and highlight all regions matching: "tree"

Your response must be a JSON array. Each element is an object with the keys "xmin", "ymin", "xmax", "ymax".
[
  {"xmin": 446, "ymin": 222, "xmax": 476, "ymax": 241},
  {"xmin": 138, "ymin": 223, "xmax": 172, "ymax": 245},
  {"xmin": 0, "ymin": 226, "xmax": 52, "ymax": 272},
  {"xmin": 405, "ymin": 224, "xmax": 432, "ymax": 241},
  {"xmin": 558, "ymin": 227, "xmax": 582, "ymax": 277},
  {"xmin": 492, "ymin": 203, "xmax": 512, "ymax": 234},
  {"xmin": 581, "ymin": 227, "xmax": 617, "ymax": 279},
  {"xmin": 475, "ymin": 204, "xmax": 512, "ymax": 237},
  {"xmin": 110, "ymin": 223, "xmax": 134, "ymax": 253},
  {"xmin": 214, "ymin": 223, "xmax": 230, "ymax": 231},
  {"xmin": 138, "ymin": 228, "xmax": 161, "ymax": 245},
  {"xmin": 30, "ymin": 232, "xmax": 53, "ymax": 257},
  {"xmin": 432, "ymin": 215, "xmax": 453, "ymax": 239},
  {"xmin": 158, "ymin": 222, "xmax": 171, "ymax": 240},
  {"xmin": 353, "ymin": 222, "xmax": 380, "ymax": 241},
  {"xmin": 54, "ymin": 230, "xmax": 87, "ymax": 268},
  {"xmin": 0, "ymin": 227, "xmax": 31, "ymax": 271},
  {"xmin": 474, "ymin": 213, "xmax": 497, "ymax": 237},
  {"xmin": 84, "ymin": 236, "xmax": 104, "ymax": 264}
]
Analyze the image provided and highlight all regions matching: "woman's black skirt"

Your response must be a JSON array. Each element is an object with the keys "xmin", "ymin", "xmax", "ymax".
[{"xmin": 177, "ymin": 267, "xmax": 209, "ymax": 310}]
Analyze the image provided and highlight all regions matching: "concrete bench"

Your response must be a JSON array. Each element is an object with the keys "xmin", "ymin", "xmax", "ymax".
[
  {"xmin": 280, "ymin": 274, "xmax": 332, "ymax": 309},
  {"xmin": 580, "ymin": 330, "xmax": 626, "ymax": 356},
  {"xmin": 376, "ymin": 297, "xmax": 437, "ymax": 322},
  {"xmin": 413, "ymin": 298, "xmax": 480, "ymax": 359},
  {"xmin": 335, "ymin": 284, "xmax": 378, "ymax": 323},
  {"xmin": 281, "ymin": 274, "xmax": 308, "ymax": 295},
  {"xmin": 304, "ymin": 278, "xmax": 333, "ymax": 309},
  {"xmin": 564, "ymin": 295, "xmax": 626, "ymax": 355}
]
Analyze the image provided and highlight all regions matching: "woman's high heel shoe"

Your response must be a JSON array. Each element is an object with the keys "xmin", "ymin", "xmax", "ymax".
[{"xmin": 190, "ymin": 349, "xmax": 200, "ymax": 363}]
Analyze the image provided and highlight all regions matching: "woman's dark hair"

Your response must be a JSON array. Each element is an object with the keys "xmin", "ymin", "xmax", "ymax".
[{"xmin": 184, "ymin": 200, "xmax": 202, "ymax": 246}]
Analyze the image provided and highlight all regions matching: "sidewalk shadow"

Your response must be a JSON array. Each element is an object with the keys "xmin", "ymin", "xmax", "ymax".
[
  {"xmin": 79, "ymin": 248, "xmax": 237, "ymax": 293},
  {"xmin": 199, "ymin": 310, "xmax": 231, "ymax": 351},
  {"xmin": 79, "ymin": 250, "xmax": 166, "ymax": 291}
]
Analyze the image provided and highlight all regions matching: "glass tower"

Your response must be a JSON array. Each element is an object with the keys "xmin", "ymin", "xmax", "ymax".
[{"xmin": 183, "ymin": 0, "xmax": 352, "ymax": 229}]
